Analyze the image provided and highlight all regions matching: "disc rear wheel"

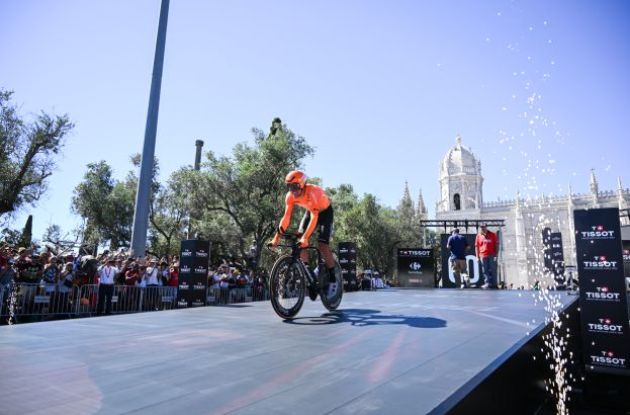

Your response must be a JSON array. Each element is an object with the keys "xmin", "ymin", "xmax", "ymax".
[{"xmin": 320, "ymin": 261, "xmax": 343, "ymax": 311}]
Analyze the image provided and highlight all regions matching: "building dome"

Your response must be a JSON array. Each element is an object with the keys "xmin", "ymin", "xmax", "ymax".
[{"xmin": 439, "ymin": 135, "xmax": 481, "ymax": 179}]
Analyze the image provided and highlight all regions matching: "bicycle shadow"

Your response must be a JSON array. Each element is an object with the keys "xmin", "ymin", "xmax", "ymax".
[{"xmin": 283, "ymin": 308, "xmax": 447, "ymax": 329}]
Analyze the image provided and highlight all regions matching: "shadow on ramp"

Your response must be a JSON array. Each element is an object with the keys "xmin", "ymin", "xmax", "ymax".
[{"xmin": 284, "ymin": 308, "xmax": 447, "ymax": 329}]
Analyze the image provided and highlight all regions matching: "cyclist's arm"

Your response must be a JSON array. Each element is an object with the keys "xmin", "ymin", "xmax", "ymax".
[
  {"xmin": 279, "ymin": 193, "xmax": 294, "ymax": 233},
  {"xmin": 301, "ymin": 209, "xmax": 319, "ymax": 243}
]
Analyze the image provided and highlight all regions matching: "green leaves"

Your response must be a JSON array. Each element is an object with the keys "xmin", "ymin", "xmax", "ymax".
[{"xmin": 0, "ymin": 89, "xmax": 74, "ymax": 217}]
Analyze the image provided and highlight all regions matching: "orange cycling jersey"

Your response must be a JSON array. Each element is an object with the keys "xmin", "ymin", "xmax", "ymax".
[{"xmin": 279, "ymin": 184, "xmax": 331, "ymax": 242}]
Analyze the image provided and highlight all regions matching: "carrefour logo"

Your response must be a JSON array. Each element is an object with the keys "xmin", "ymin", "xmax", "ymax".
[
  {"xmin": 585, "ymin": 286, "xmax": 621, "ymax": 302},
  {"xmin": 409, "ymin": 262, "xmax": 422, "ymax": 274},
  {"xmin": 590, "ymin": 351, "xmax": 627, "ymax": 368},
  {"xmin": 587, "ymin": 318, "xmax": 624, "ymax": 335},
  {"xmin": 580, "ymin": 225, "xmax": 615, "ymax": 240},
  {"xmin": 583, "ymin": 256, "xmax": 618, "ymax": 270}
]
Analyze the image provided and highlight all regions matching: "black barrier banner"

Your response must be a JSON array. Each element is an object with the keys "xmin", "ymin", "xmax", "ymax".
[
  {"xmin": 440, "ymin": 234, "xmax": 482, "ymax": 288},
  {"xmin": 338, "ymin": 242, "xmax": 357, "ymax": 291},
  {"xmin": 178, "ymin": 240, "xmax": 210, "ymax": 308},
  {"xmin": 574, "ymin": 208, "xmax": 630, "ymax": 375},
  {"xmin": 397, "ymin": 248, "xmax": 434, "ymax": 287},
  {"xmin": 550, "ymin": 232, "xmax": 565, "ymax": 278},
  {"xmin": 623, "ymin": 241, "xmax": 630, "ymax": 278}
]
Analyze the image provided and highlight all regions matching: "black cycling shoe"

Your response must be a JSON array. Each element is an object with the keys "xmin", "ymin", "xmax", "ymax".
[{"xmin": 308, "ymin": 284, "xmax": 318, "ymax": 301}]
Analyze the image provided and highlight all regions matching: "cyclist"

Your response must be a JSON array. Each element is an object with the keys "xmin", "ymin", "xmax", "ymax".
[{"xmin": 271, "ymin": 170, "xmax": 338, "ymax": 299}]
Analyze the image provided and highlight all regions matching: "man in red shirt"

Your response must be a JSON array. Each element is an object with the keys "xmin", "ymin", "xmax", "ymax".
[{"xmin": 475, "ymin": 223, "xmax": 499, "ymax": 289}]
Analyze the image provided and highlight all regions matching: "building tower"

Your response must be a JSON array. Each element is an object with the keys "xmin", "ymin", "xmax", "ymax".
[{"xmin": 436, "ymin": 135, "xmax": 483, "ymax": 218}]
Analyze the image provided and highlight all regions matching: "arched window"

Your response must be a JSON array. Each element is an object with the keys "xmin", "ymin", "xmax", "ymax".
[{"xmin": 453, "ymin": 193, "xmax": 461, "ymax": 210}]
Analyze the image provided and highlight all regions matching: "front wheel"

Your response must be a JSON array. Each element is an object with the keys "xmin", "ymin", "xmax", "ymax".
[
  {"xmin": 320, "ymin": 261, "xmax": 343, "ymax": 311},
  {"xmin": 269, "ymin": 255, "xmax": 306, "ymax": 319}
]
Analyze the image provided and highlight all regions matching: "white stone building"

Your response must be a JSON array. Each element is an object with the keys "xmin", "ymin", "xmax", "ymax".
[{"xmin": 435, "ymin": 135, "xmax": 630, "ymax": 288}]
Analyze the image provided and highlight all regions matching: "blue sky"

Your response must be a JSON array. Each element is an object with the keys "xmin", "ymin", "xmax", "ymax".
[{"xmin": 1, "ymin": 0, "xmax": 629, "ymax": 241}]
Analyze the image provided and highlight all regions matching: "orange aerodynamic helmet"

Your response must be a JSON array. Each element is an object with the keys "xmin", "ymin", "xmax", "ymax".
[{"xmin": 285, "ymin": 170, "xmax": 306, "ymax": 189}]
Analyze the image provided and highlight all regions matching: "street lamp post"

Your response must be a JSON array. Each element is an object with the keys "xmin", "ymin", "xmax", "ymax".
[{"xmin": 130, "ymin": 0, "xmax": 170, "ymax": 257}]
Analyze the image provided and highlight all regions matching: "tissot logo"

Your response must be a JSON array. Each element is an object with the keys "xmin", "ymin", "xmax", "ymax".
[
  {"xmin": 192, "ymin": 300, "xmax": 205, "ymax": 306},
  {"xmin": 400, "ymin": 250, "xmax": 431, "ymax": 257},
  {"xmin": 179, "ymin": 282, "xmax": 189, "ymax": 290},
  {"xmin": 339, "ymin": 248, "xmax": 349, "ymax": 253},
  {"xmin": 340, "ymin": 259, "xmax": 349, "ymax": 264},
  {"xmin": 583, "ymin": 256, "xmax": 618, "ymax": 270},
  {"xmin": 195, "ymin": 250, "xmax": 208, "ymax": 257},
  {"xmin": 177, "ymin": 300, "xmax": 188, "ymax": 307},
  {"xmin": 181, "ymin": 249, "xmax": 193, "ymax": 257},
  {"xmin": 590, "ymin": 351, "xmax": 627, "ymax": 368},
  {"xmin": 587, "ymin": 318, "xmax": 624, "ymax": 334},
  {"xmin": 580, "ymin": 226, "xmax": 615, "ymax": 240},
  {"xmin": 193, "ymin": 283, "xmax": 205, "ymax": 290},
  {"xmin": 194, "ymin": 266, "xmax": 207, "ymax": 274},
  {"xmin": 585, "ymin": 286, "xmax": 621, "ymax": 301}
]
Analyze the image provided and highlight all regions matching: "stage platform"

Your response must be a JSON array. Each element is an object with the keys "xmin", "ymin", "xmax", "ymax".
[{"xmin": 0, "ymin": 289, "xmax": 576, "ymax": 415}]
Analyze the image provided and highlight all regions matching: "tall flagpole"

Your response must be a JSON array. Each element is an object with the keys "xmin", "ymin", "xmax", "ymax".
[{"xmin": 131, "ymin": 0, "xmax": 170, "ymax": 257}]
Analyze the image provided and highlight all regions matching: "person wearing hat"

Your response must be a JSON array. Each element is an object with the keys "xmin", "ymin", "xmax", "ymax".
[
  {"xmin": 475, "ymin": 223, "xmax": 499, "ymax": 289},
  {"xmin": 447, "ymin": 228, "xmax": 469, "ymax": 288},
  {"xmin": 96, "ymin": 258, "xmax": 118, "ymax": 315}
]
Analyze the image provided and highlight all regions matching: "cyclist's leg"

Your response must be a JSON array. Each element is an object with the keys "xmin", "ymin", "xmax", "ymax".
[
  {"xmin": 298, "ymin": 211, "xmax": 310, "ymax": 264},
  {"xmin": 316, "ymin": 206, "xmax": 336, "ymax": 280}
]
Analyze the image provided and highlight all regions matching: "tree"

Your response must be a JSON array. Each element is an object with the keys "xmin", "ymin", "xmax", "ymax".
[
  {"xmin": 0, "ymin": 89, "xmax": 74, "ymax": 218},
  {"xmin": 72, "ymin": 159, "xmax": 137, "ymax": 250},
  {"xmin": 194, "ymin": 118, "xmax": 314, "ymax": 266},
  {"xmin": 19, "ymin": 215, "xmax": 33, "ymax": 248}
]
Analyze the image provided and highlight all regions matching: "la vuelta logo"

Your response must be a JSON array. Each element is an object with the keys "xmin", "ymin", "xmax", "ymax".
[
  {"xmin": 580, "ymin": 225, "xmax": 615, "ymax": 240},
  {"xmin": 590, "ymin": 351, "xmax": 627, "ymax": 368},
  {"xmin": 585, "ymin": 286, "xmax": 621, "ymax": 302},
  {"xmin": 583, "ymin": 255, "xmax": 618, "ymax": 270},
  {"xmin": 587, "ymin": 318, "xmax": 624, "ymax": 334}
]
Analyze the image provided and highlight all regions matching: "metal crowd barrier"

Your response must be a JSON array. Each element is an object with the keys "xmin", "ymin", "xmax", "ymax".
[
  {"xmin": 206, "ymin": 286, "xmax": 264, "ymax": 305},
  {"xmin": 75, "ymin": 285, "xmax": 178, "ymax": 315},
  {"xmin": 0, "ymin": 283, "xmax": 80, "ymax": 319},
  {"xmin": 1, "ymin": 282, "xmax": 269, "ymax": 323}
]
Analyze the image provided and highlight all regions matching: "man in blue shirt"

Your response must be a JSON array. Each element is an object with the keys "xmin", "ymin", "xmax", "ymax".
[{"xmin": 446, "ymin": 228, "xmax": 469, "ymax": 288}]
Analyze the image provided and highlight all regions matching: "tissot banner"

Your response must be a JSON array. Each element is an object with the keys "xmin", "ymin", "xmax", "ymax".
[
  {"xmin": 397, "ymin": 248, "xmax": 434, "ymax": 287},
  {"xmin": 574, "ymin": 208, "xmax": 630, "ymax": 375},
  {"xmin": 440, "ymin": 234, "xmax": 482, "ymax": 288},
  {"xmin": 550, "ymin": 232, "xmax": 565, "ymax": 277},
  {"xmin": 623, "ymin": 240, "xmax": 630, "ymax": 278},
  {"xmin": 178, "ymin": 240, "xmax": 210, "ymax": 308},
  {"xmin": 338, "ymin": 242, "xmax": 357, "ymax": 291}
]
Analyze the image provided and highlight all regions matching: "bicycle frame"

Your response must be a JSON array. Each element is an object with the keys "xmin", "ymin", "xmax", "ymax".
[{"xmin": 275, "ymin": 238, "xmax": 322, "ymax": 289}]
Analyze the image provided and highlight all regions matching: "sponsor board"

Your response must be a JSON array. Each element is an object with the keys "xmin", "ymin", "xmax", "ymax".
[
  {"xmin": 178, "ymin": 239, "xmax": 211, "ymax": 308},
  {"xmin": 398, "ymin": 248, "xmax": 434, "ymax": 287},
  {"xmin": 574, "ymin": 208, "xmax": 630, "ymax": 375}
]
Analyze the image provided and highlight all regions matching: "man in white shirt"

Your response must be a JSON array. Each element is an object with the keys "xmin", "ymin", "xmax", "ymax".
[{"xmin": 96, "ymin": 258, "xmax": 118, "ymax": 315}]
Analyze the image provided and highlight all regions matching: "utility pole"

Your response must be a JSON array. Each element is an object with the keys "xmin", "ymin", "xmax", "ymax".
[{"xmin": 130, "ymin": 0, "xmax": 170, "ymax": 257}]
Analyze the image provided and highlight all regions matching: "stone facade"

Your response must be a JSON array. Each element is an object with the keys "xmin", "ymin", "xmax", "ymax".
[{"xmin": 435, "ymin": 136, "xmax": 630, "ymax": 288}]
